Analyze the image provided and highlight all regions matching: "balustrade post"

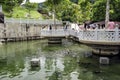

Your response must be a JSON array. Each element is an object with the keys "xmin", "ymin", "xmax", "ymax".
[
  {"xmin": 82, "ymin": 30, "xmax": 84, "ymax": 40},
  {"xmin": 95, "ymin": 28, "xmax": 98, "ymax": 40},
  {"xmin": 20, "ymin": 18, "xmax": 21, "ymax": 24},
  {"xmin": 115, "ymin": 27, "xmax": 119, "ymax": 41},
  {"xmin": 4, "ymin": 23, "xmax": 6, "ymax": 37},
  {"xmin": 27, "ymin": 18, "xmax": 29, "ymax": 24},
  {"xmin": 33, "ymin": 19, "xmax": 35, "ymax": 25},
  {"xmin": 12, "ymin": 18, "xmax": 14, "ymax": 24},
  {"xmin": 75, "ymin": 30, "xmax": 77, "ymax": 37}
]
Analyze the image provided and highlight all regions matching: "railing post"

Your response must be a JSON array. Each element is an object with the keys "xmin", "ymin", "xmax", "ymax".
[
  {"xmin": 12, "ymin": 18, "xmax": 14, "ymax": 23},
  {"xmin": 20, "ymin": 18, "xmax": 21, "ymax": 24},
  {"xmin": 33, "ymin": 19, "xmax": 34, "ymax": 24},
  {"xmin": 115, "ymin": 27, "xmax": 119, "ymax": 41},
  {"xmin": 82, "ymin": 30, "xmax": 84, "ymax": 40},
  {"xmin": 95, "ymin": 28, "xmax": 98, "ymax": 40}
]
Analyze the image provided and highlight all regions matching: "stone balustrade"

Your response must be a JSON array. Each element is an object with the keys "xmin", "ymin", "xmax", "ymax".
[
  {"xmin": 41, "ymin": 28, "xmax": 120, "ymax": 42},
  {"xmin": 5, "ymin": 18, "xmax": 63, "ymax": 25}
]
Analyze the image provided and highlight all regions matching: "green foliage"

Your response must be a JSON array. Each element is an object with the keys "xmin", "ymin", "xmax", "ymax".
[
  {"xmin": 70, "ymin": 0, "xmax": 78, "ymax": 4},
  {"xmin": 24, "ymin": 2, "xmax": 37, "ymax": 10},
  {"xmin": 92, "ymin": 0, "xmax": 106, "ymax": 21},
  {"xmin": 1, "ymin": 0, "xmax": 43, "ymax": 19},
  {"xmin": 0, "ymin": 0, "xmax": 23, "ymax": 12},
  {"xmin": 78, "ymin": 0, "xmax": 93, "ymax": 22},
  {"xmin": 46, "ymin": 0, "xmax": 62, "ymax": 6},
  {"xmin": 45, "ymin": 0, "xmax": 62, "ymax": 12},
  {"xmin": 44, "ymin": 0, "xmax": 120, "ymax": 22},
  {"xmin": 109, "ymin": 0, "xmax": 120, "ymax": 21},
  {"xmin": 61, "ymin": 4, "xmax": 82, "ymax": 22},
  {"xmin": 24, "ymin": 1, "xmax": 38, "ymax": 15},
  {"xmin": 12, "ymin": 6, "xmax": 27, "ymax": 18},
  {"xmin": 2, "ymin": 0, "xmax": 120, "ymax": 22},
  {"xmin": 11, "ymin": 6, "xmax": 43, "ymax": 19},
  {"xmin": 92, "ymin": 0, "xmax": 120, "ymax": 22}
]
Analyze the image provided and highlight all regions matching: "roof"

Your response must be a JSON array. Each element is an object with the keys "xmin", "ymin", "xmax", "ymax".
[{"xmin": 93, "ymin": 21, "xmax": 120, "ymax": 25}]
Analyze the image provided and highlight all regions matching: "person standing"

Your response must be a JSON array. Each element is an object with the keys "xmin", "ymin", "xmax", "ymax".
[{"xmin": 49, "ymin": 25, "xmax": 52, "ymax": 30}]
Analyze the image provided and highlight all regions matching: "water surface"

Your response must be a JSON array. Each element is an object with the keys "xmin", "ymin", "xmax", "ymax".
[{"xmin": 0, "ymin": 39, "xmax": 120, "ymax": 80}]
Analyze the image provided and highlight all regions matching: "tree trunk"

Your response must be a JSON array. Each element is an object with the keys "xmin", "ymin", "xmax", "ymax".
[{"xmin": 105, "ymin": 0, "xmax": 110, "ymax": 28}]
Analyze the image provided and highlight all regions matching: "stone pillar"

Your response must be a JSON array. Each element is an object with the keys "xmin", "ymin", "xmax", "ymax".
[{"xmin": 99, "ymin": 57, "xmax": 109, "ymax": 65}]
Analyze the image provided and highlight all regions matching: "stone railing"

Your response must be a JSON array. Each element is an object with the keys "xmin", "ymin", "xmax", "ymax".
[
  {"xmin": 69, "ymin": 28, "xmax": 120, "ymax": 42},
  {"xmin": 5, "ymin": 18, "xmax": 63, "ymax": 25},
  {"xmin": 41, "ymin": 28, "xmax": 120, "ymax": 42},
  {"xmin": 0, "ymin": 21, "xmax": 120, "ymax": 43},
  {"xmin": 41, "ymin": 29, "xmax": 69, "ymax": 37}
]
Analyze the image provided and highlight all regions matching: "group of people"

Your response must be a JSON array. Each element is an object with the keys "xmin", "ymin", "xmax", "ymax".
[
  {"xmin": 41, "ymin": 21, "xmax": 120, "ymax": 31},
  {"xmin": 83, "ymin": 21, "xmax": 120, "ymax": 30}
]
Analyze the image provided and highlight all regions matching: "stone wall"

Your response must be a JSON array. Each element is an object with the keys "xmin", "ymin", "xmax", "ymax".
[{"xmin": 0, "ymin": 23, "xmax": 42, "ymax": 41}]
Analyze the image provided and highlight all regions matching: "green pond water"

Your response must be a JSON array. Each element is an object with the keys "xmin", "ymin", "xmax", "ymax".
[{"xmin": 0, "ymin": 39, "xmax": 120, "ymax": 80}]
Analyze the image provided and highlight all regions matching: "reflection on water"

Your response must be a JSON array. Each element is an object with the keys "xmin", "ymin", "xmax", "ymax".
[{"xmin": 0, "ymin": 39, "xmax": 120, "ymax": 80}]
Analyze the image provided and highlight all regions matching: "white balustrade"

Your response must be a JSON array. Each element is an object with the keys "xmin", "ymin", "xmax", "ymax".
[
  {"xmin": 1, "ymin": 18, "xmax": 120, "ymax": 42},
  {"xmin": 41, "ymin": 29, "xmax": 69, "ymax": 37},
  {"xmin": 5, "ymin": 18, "xmax": 63, "ymax": 25},
  {"xmin": 40, "ymin": 28, "xmax": 120, "ymax": 42}
]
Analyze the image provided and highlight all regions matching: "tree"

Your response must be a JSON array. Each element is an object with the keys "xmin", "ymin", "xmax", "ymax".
[
  {"xmin": 61, "ymin": 2, "xmax": 82, "ymax": 23},
  {"xmin": 0, "ymin": 0, "xmax": 23, "ymax": 17},
  {"xmin": 24, "ymin": 1, "xmax": 37, "ymax": 18},
  {"xmin": 78, "ymin": 0, "xmax": 93, "ymax": 22},
  {"xmin": 109, "ymin": 0, "xmax": 120, "ymax": 21},
  {"xmin": 0, "ymin": 0, "xmax": 23, "ymax": 12},
  {"xmin": 70, "ymin": 0, "xmax": 78, "ymax": 4},
  {"xmin": 92, "ymin": 0, "xmax": 106, "ymax": 21},
  {"xmin": 92, "ymin": 0, "xmax": 120, "ymax": 22},
  {"xmin": 45, "ymin": 0, "xmax": 62, "ymax": 28}
]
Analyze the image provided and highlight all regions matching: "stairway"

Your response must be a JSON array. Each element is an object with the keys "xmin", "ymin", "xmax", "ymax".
[{"xmin": 48, "ymin": 37, "xmax": 62, "ymax": 44}]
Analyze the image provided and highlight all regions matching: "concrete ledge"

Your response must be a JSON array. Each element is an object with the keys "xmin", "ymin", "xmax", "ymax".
[
  {"xmin": 78, "ymin": 40, "xmax": 120, "ymax": 56},
  {"xmin": 79, "ymin": 40, "xmax": 120, "ymax": 46}
]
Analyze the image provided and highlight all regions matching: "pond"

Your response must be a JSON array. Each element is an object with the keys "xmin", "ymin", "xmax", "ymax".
[{"xmin": 0, "ymin": 39, "xmax": 120, "ymax": 80}]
